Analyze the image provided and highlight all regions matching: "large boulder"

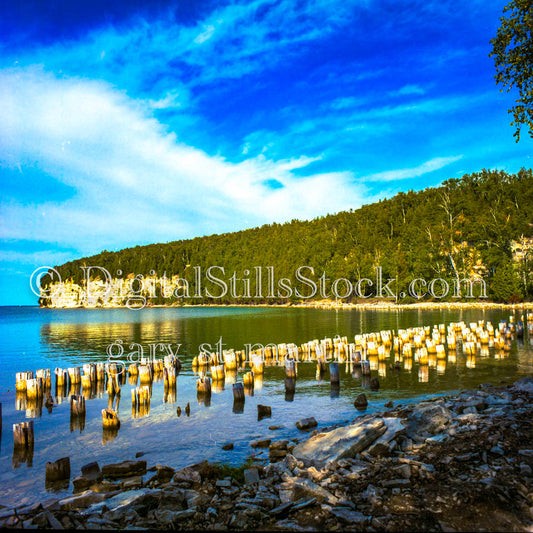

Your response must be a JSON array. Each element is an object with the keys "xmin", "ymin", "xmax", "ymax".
[
  {"xmin": 292, "ymin": 417, "xmax": 386, "ymax": 463},
  {"xmin": 405, "ymin": 401, "xmax": 452, "ymax": 440}
]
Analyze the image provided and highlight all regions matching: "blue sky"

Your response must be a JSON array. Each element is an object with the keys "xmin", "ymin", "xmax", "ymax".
[{"xmin": 0, "ymin": 0, "xmax": 532, "ymax": 305}]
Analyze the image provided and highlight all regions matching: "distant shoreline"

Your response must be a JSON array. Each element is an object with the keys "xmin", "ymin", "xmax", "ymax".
[{"xmin": 38, "ymin": 300, "xmax": 533, "ymax": 311}]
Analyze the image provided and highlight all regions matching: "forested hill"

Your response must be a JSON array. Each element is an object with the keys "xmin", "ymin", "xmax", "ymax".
[{"xmin": 48, "ymin": 168, "xmax": 533, "ymax": 304}]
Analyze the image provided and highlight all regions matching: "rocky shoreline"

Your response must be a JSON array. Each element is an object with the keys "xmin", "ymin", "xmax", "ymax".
[{"xmin": 1, "ymin": 377, "xmax": 532, "ymax": 531}]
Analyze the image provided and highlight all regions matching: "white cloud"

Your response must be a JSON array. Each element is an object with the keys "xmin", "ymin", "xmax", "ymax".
[
  {"xmin": 362, "ymin": 155, "xmax": 463, "ymax": 182},
  {"xmin": 390, "ymin": 84, "xmax": 426, "ymax": 97},
  {"xmin": 0, "ymin": 67, "xmax": 369, "ymax": 253}
]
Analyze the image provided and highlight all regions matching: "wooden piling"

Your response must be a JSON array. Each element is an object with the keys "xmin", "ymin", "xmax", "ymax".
[
  {"xmin": 197, "ymin": 376, "xmax": 211, "ymax": 394},
  {"xmin": 26, "ymin": 377, "xmax": 43, "ymax": 400},
  {"xmin": 329, "ymin": 362, "xmax": 340, "ymax": 384},
  {"xmin": 45, "ymin": 457, "xmax": 70, "ymax": 484},
  {"xmin": 55, "ymin": 368, "xmax": 67, "ymax": 388},
  {"xmin": 81, "ymin": 373, "xmax": 92, "ymax": 390},
  {"xmin": 12, "ymin": 421, "xmax": 34, "ymax": 467},
  {"xmin": 164, "ymin": 366, "xmax": 177, "ymax": 387},
  {"xmin": 70, "ymin": 394, "xmax": 86, "ymax": 417},
  {"xmin": 243, "ymin": 371, "xmax": 254, "ymax": 388},
  {"xmin": 102, "ymin": 408, "xmax": 120, "ymax": 429},
  {"xmin": 257, "ymin": 404, "xmax": 271, "ymax": 420},
  {"xmin": 139, "ymin": 364, "xmax": 152, "ymax": 384},
  {"xmin": 210, "ymin": 365, "xmax": 225, "ymax": 381},
  {"xmin": 251, "ymin": 354, "xmax": 264, "ymax": 375},
  {"xmin": 15, "ymin": 371, "xmax": 33, "ymax": 392},
  {"xmin": 285, "ymin": 359, "xmax": 296, "ymax": 379},
  {"xmin": 13, "ymin": 421, "xmax": 34, "ymax": 450},
  {"xmin": 36, "ymin": 369, "xmax": 51, "ymax": 389},
  {"xmin": 96, "ymin": 362, "xmax": 105, "ymax": 381},
  {"xmin": 68, "ymin": 367, "xmax": 81, "ymax": 385},
  {"xmin": 233, "ymin": 383, "xmax": 245, "ymax": 402}
]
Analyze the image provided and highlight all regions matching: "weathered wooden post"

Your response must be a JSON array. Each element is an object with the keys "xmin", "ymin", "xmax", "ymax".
[
  {"xmin": 102, "ymin": 409, "xmax": 120, "ymax": 444},
  {"xmin": 232, "ymin": 383, "xmax": 245, "ymax": 413},
  {"xmin": 197, "ymin": 376, "xmax": 212, "ymax": 406},
  {"xmin": 12, "ymin": 421, "xmax": 34, "ymax": 467},
  {"xmin": 164, "ymin": 381, "xmax": 177, "ymax": 403},
  {"xmin": 45, "ymin": 457, "xmax": 70, "ymax": 488},
  {"xmin": 55, "ymin": 368, "xmax": 67, "ymax": 388},
  {"xmin": 139, "ymin": 364, "xmax": 152, "ymax": 384},
  {"xmin": 285, "ymin": 359, "xmax": 296, "ymax": 379},
  {"xmin": 26, "ymin": 377, "xmax": 44, "ymax": 400},
  {"xmin": 70, "ymin": 394, "xmax": 86, "ymax": 432},
  {"xmin": 96, "ymin": 362, "xmax": 105, "ymax": 382},
  {"xmin": 329, "ymin": 362, "xmax": 340, "ymax": 384},
  {"xmin": 243, "ymin": 371, "xmax": 254, "ymax": 388},
  {"xmin": 197, "ymin": 376, "xmax": 211, "ymax": 394},
  {"xmin": 81, "ymin": 372, "xmax": 92, "ymax": 390},
  {"xmin": 164, "ymin": 366, "xmax": 177, "ymax": 387},
  {"xmin": 257, "ymin": 404, "xmax": 271, "ymax": 421},
  {"xmin": 251, "ymin": 354, "xmax": 264, "ymax": 375},
  {"xmin": 36, "ymin": 369, "xmax": 51, "ymax": 390},
  {"xmin": 15, "ymin": 371, "xmax": 33, "ymax": 392},
  {"xmin": 102, "ymin": 408, "xmax": 120, "ymax": 428},
  {"xmin": 210, "ymin": 365, "xmax": 225, "ymax": 381},
  {"xmin": 285, "ymin": 378, "xmax": 296, "ymax": 402},
  {"xmin": 68, "ymin": 367, "xmax": 81, "ymax": 385},
  {"xmin": 224, "ymin": 351, "xmax": 238, "ymax": 371}
]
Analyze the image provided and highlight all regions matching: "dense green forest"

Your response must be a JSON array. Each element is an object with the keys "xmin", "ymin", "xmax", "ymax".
[{"xmin": 46, "ymin": 168, "xmax": 533, "ymax": 304}]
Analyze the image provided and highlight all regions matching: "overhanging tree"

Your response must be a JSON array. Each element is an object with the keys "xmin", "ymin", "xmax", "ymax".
[{"xmin": 490, "ymin": 0, "xmax": 533, "ymax": 141}]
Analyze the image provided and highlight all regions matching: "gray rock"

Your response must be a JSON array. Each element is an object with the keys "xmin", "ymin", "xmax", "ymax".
[
  {"xmin": 250, "ymin": 438, "xmax": 271, "ymax": 448},
  {"xmin": 367, "ymin": 418, "xmax": 406, "ymax": 456},
  {"xmin": 101, "ymin": 460, "xmax": 147, "ymax": 480},
  {"xmin": 244, "ymin": 468, "xmax": 260, "ymax": 484},
  {"xmin": 406, "ymin": 401, "xmax": 452, "ymax": 439},
  {"xmin": 270, "ymin": 439, "xmax": 290, "ymax": 450},
  {"xmin": 44, "ymin": 511, "xmax": 63, "ymax": 529},
  {"xmin": 292, "ymin": 417, "xmax": 386, "ymax": 463},
  {"xmin": 172, "ymin": 466, "xmax": 202, "ymax": 485},
  {"xmin": 278, "ymin": 478, "xmax": 338, "ymax": 505},
  {"xmin": 381, "ymin": 479, "xmax": 410, "ymax": 488},
  {"xmin": 59, "ymin": 490, "xmax": 111, "ymax": 510},
  {"xmin": 295, "ymin": 417, "xmax": 318, "ymax": 431},
  {"xmin": 512, "ymin": 377, "xmax": 533, "ymax": 394},
  {"xmin": 81, "ymin": 462, "xmax": 101, "ymax": 476},
  {"xmin": 354, "ymin": 393, "xmax": 368, "ymax": 409},
  {"xmin": 72, "ymin": 471, "xmax": 104, "ymax": 493},
  {"xmin": 81, "ymin": 488, "xmax": 160, "ymax": 517},
  {"xmin": 330, "ymin": 507, "xmax": 367, "ymax": 524},
  {"xmin": 270, "ymin": 502, "xmax": 293, "ymax": 516}
]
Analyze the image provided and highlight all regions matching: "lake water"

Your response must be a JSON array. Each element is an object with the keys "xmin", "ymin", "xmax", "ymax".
[{"xmin": 0, "ymin": 305, "xmax": 532, "ymax": 507}]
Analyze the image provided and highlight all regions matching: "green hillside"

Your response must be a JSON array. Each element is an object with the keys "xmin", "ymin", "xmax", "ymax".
[{"xmin": 46, "ymin": 168, "xmax": 533, "ymax": 304}]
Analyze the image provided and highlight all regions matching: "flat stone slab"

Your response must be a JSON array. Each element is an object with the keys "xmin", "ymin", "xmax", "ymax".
[{"xmin": 292, "ymin": 417, "xmax": 386, "ymax": 463}]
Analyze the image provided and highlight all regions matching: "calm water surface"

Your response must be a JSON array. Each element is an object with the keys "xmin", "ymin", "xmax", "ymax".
[{"xmin": 0, "ymin": 305, "xmax": 532, "ymax": 506}]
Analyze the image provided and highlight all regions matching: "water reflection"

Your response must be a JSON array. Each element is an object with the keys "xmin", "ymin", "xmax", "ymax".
[{"xmin": 1, "ymin": 308, "xmax": 533, "ymax": 508}]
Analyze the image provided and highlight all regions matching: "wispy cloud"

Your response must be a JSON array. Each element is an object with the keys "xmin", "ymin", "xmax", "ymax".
[
  {"xmin": 362, "ymin": 155, "xmax": 464, "ymax": 182},
  {"xmin": 0, "ymin": 67, "xmax": 370, "ymax": 253}
]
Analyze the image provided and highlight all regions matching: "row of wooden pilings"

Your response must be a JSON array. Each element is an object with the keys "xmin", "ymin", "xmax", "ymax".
[
  {"xmin": 9, "ymin": 315, "xmax": 527, "ymax": 463},
  {"xmin": 190, "ymin": 316, "xmax": 525, "ymax": 406}
]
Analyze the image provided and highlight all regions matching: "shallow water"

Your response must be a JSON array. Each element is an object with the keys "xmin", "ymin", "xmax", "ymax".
[{"xmin": 0, "ymin": 306, "xmax": 532, "ymax": 507}]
